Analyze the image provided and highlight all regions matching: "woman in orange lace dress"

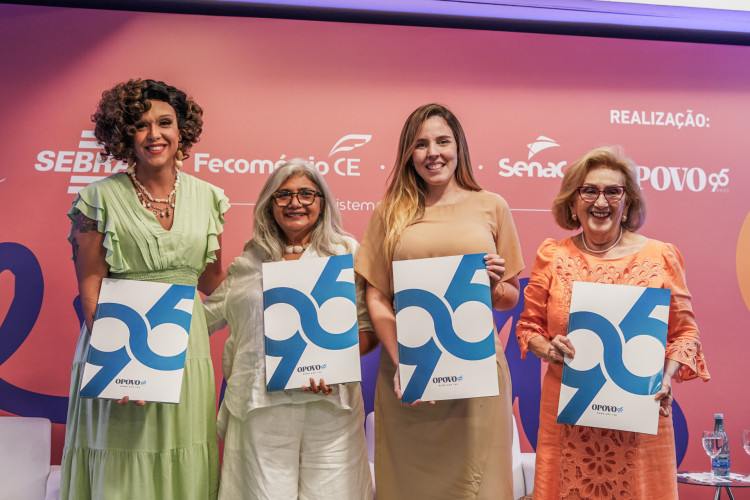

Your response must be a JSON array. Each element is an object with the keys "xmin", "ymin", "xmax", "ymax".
[{"xmin": 516, "ymin": 146, "xmax": 709, "ymax": 499}]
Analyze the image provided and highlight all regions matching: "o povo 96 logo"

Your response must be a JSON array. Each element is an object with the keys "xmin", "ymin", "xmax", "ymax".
[
  {"xmin": 394, "ymin": 254, "xmax": 499, "ymax": 403},
  {"xmin": 80, "ymin": 280, "xmax": 196, "ymax": 402},
  {"xmin": 558, "ymin": 283, "xmax": 671, "ymax": 432},
  {"xmin": 262, "ymin": 254, "xmax": 360, "ymax": 391},
  {"xmin": 590, "ymin": 403, "xmax": 624, "ymax": 415},
  {"xmin": 432, "ymin": 374, "xmax": 464, "ymax": 386},
  {"xmin": 114, "ymin": 379, "xmax": 147, "ymax": 386}
]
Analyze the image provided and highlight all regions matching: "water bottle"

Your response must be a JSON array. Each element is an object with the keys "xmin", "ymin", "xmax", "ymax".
[{"xmin": 712, "ymin": 413, "xmax": 730, "ymax": 476}]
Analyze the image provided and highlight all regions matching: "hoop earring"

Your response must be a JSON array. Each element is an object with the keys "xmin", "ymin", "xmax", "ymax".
[
  {"xmin": 127, "ymin": 157, "xmax": 135, "ymax": 174},
  {"xmin": 175, "ymin": 150, "xmax": 184, "ymax": 169}
]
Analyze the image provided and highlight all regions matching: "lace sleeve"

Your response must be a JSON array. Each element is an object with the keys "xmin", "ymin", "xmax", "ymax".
[{"xmin": 662, "ymin": 243, "xmax": 710, "ymax": 382}]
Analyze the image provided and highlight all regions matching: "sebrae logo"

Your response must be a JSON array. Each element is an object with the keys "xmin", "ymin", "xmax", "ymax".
[{"xmin": 35, "ymin": 130, "xmax": 127, "ymax": 194}]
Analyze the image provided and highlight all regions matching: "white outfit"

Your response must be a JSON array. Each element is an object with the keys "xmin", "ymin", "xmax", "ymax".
[{"xmin": 204, "ymin": 236, "xmax": 373, "ymax": 500}]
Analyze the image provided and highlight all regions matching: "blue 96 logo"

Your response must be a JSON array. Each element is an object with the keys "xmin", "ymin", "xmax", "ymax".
[
  {"xmin": 395, "ymin": 254, "xmax": 495, "ymax": 403},
  {"xmin": 80, "ymin": 283, "xmax": 195, "ymax": 398},
  {"xmin": 263, "ymin": 255, "xmax": 358, "ymax": 391},
  {"xmin": 559, "ymin": 285, "xmax": 671, "ymax": 424}
]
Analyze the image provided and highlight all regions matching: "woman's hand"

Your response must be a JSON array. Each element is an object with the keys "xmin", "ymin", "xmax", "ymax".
[
  {"xmin": 394, "ymin": 366, "xmax": 435, "ymax": 407},
  {"xmin": 117, "ymin": 396, "xmax": 146, "ymax": 406},
  {"xmin": 528, "ymin": 334, "xmax": 575, "ymax": 363},
  {"xmin": 302, "ymin": 378, "xmax": 333, "ymax": 396},
  {"xmin": 655, "ymin": 359, "xmax": 682, "ymax": 417},
  {"xmin": 393, "ymin": 365, "xmax": 403, "ymax": 400},
  {"xmin": 484, "ymin": 254, "xmax": 520, "ymax": 311},
  {"xmin": 484, "ymin": 254, "xmax": 506, "ymax": 287},
  {"xmin": 654, "ymin": 378, "xmax": 673, "ymax": 417}
]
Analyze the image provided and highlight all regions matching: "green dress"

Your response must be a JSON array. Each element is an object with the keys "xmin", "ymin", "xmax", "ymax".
[{"xmin": 60, "ymin": 172, "xmax": 229, "ymax": 500}]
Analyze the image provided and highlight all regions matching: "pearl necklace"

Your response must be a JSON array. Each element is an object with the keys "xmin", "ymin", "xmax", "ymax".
[
  {"xmin": 581, "ymin": 226, "xmax": 623, "ymax": 254},
  {"xmin": 129, "ymin": 170, "xmax": 180, "ymax": 218},
  {"xmin": 284, "ymin": 243, "xmax": 309, "ymax": 254}
]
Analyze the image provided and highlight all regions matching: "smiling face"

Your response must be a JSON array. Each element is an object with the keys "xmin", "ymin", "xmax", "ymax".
[
  {"xmin": 132, "ymin": 100, "xmax": 181, "ymax": 171},
  {"xmin": 571, "ymin": 166, "xmax": 629, "ymax": 244},
  {"xmin": 411, "ymin": 115, "xmax": 459, "ymax": 194},
  {"xmin": 271, "ymin": 174, "xmax": 322, "ymax": 245}
]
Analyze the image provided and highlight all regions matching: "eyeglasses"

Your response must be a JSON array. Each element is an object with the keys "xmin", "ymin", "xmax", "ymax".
[
  {"xmin": 271, "ymin": 189, "xmax": 322, "ymax": 207},
  {"xmin": 576, "ymin": 185, "xmax": 626, "ymax": 203}
]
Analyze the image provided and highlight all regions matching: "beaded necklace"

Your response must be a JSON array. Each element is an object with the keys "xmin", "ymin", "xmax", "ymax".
[
  {"xmin": 284, "ymin": 243, "xmax": 309, "ymax": 254},
  {"xmin": 129, "ymin": 170, "xmax": 180, "ymax": 218}
]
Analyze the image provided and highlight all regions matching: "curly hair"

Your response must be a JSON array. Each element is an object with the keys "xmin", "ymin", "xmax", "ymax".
[
  {"xmin": 92, "ymin": 78, "xmax": 203, "ymax": 161},
  {"xmin": 551, "ymin": 145, "xmax": 646, "ymax": 231}
]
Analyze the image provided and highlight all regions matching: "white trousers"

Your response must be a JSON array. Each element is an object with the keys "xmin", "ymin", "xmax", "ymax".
[{"xmin": 218, "ymin": 399, "xmax": 373, "ymax": 500}]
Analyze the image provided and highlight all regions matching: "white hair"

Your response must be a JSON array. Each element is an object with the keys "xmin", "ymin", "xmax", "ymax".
[{"xmin": 250, "ymin": 158, "xmax": 353, "ymax": 261}]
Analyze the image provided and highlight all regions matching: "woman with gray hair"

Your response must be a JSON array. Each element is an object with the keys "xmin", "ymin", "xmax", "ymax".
[{"xmin": 204, "ymin": 158, "xmax": 376, "ymax": 499}]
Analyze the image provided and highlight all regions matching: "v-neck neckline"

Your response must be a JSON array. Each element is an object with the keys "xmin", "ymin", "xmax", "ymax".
[{"xmin": 119, "ymin": 171, "xmax": 181, "ymax": 233}]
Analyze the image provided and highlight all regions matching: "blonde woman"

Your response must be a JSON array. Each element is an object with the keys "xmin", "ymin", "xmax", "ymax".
[{"xmin": 355, "ymin": 104, "xmax": 523, "ymax": 499}]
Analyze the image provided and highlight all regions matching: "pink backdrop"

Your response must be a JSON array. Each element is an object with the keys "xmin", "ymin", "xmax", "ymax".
[{"xmin": 1, "ymin": 5, "xmax": 749, "ymax": 497}]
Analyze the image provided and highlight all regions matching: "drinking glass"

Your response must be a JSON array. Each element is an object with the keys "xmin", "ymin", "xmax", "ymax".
[
  {"xmin": 742, "ymin": 429, "xmax": 750, "ymax": 477},
  {"xmin": 702, "ymin": 430, "xmax": 723, "ymax": 473}
]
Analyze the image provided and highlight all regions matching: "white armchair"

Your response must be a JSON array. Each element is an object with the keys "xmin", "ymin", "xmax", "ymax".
[
  {"xmin": 365, "ymin": 411, "xmax": 376, "ymax": 496},
  {"xmin": 0, "ymin": 416, "xmax": 61, "ymax": 500}
]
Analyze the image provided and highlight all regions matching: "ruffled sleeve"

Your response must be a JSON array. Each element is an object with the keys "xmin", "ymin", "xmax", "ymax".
[
  {"xmin": 661, "ymin": 242, "xmax": 710, "ymax": 382},
  {"xmin": 353, "ymin": 203, "xmax": 393, "ymax": 302},
  {"xmin": 66, "ymin": 177, "xmax": 128, "ymax": 273},
  {"xmin": 516, "ymin": 238, "xmax": 558, "ymax": 358},
  {"xmin": 203, "ymin": 181, "xmax": 230, "ymax": 266}
]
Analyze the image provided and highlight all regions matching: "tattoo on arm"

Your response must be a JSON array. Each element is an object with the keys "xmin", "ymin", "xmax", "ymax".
[
  {"xmin": 73, "ymin": 211, "xmax": 98, "ymax": 233},
  {"xmin": 72, "ymin": 237, "xmax": 79, "ymax": 263}
]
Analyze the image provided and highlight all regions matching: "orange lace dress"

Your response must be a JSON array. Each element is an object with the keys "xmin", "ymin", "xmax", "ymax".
[{"xmin": 516, "ymin": 238, "xmax": 709, "ymax": 500}]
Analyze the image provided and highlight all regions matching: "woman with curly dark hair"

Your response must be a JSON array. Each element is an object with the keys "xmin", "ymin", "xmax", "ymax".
[{"xmin": 60, "ymin": 79, "xmax": 228, "ymax": 500}]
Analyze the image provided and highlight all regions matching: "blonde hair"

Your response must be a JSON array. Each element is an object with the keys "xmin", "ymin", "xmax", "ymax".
[
  {"xmin": 381, "ymin": 104, "xmax": 481, "ymax": 260},
  {"xmin": 552, "ymin": 145, "xmax": 646, "ymax": 231},
  {"xmin": 250, "ymin": 158, "xmax": 352, "ymax": 261}
]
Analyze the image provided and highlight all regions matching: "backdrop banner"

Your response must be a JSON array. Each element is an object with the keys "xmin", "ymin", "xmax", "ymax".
[{"xmin": 1, "ymin": 5, "xmax": 748, "ymax": 493}]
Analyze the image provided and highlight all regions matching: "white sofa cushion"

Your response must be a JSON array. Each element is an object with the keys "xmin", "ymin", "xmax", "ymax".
[{"xmin": 0, "ymin": 416, "xmax": 52, "ymax": 500}]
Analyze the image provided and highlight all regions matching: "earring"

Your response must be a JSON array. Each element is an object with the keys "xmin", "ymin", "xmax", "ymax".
[
  {"xmin": 127, "ymin": 157, "xmax": 135, "ymax": 174},
  {"xmin": 175, "ymin": 150, "xmax": 184, "ymax": 169},
  {"xmin": 571, "ymin": 212, "xmax": 577, "ymax": 221},
  {"xmin": 622, "ymin": 214, "xmax": 627, "ymax": 223}
]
